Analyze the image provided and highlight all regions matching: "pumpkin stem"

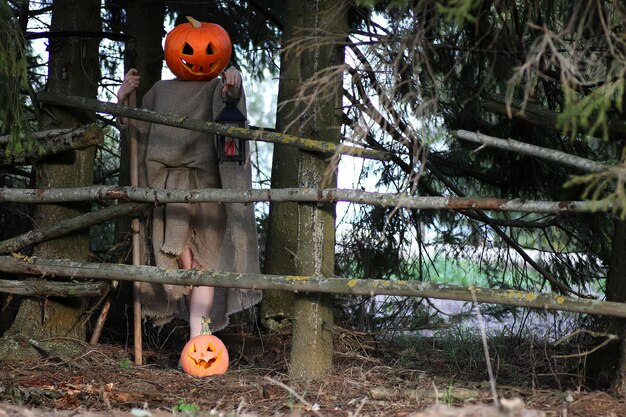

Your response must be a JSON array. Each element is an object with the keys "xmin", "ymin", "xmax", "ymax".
[
  {"xmin": 186, "ymin": 16, "xmax": 202, "ymax": 29},
  {"xmin": 200, "ymin": 316, "xmax": 213, "ymax": 335}
]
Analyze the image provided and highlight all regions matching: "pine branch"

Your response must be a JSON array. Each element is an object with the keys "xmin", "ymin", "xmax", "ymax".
[
  {"xmin": 480, "ymin": 92, "xmax": 626, "ymax": 138},
  {"xmin": 454, "ymin": 129, "xmax": 609, "ymax": 173},
  {"xmin": 346, "ymin": 80, "xmax": 587, "ymax": 296},
  {"xmin": 0, "ymin": 185, "xmax": 608, "ymax": 214},
  {"xmin": 1, "ymin": 255, "xmax": 625, "ymax": 318},
  {"xmin": 37, "ymin": 92, "xmax": 390, "ymax": 162},
  {"xmin": 426, "ymin": 161, "xmax": 583, "ymax": 297}
]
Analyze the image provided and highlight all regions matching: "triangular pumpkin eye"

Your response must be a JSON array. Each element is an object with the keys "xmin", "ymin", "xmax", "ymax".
[
  {"xmin": 183, "ymin": 42, "xmax": 194, "ymax": 55},
  {"xmin": 206, "ymin": 42, "xmax": 214, "ymax": 55}
]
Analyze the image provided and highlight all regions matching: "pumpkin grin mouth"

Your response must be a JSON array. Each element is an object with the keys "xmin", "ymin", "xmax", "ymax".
[
  {"xmin": 187, "ymin": 348, "xmax": 219, "ymax": 369},
  {"xmin": 180, "ymin": 58, "xmax": 204, "ymax": 74},
  {"xmin": 180, "ymin": 58, "xmax": 218, "ymax": 75},
  {"xmin": 195, "ymin": 357, "xmax": 217, "ymax": 369}
]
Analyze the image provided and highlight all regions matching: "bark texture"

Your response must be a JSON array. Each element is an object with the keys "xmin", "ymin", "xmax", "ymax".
[
  {"xmin": 123, "ymin": 0, "xmax": 164, "ymax": 108},
  {"xmin": 589, "ymin": 84, "xmax": 626, "ymax": 395}
]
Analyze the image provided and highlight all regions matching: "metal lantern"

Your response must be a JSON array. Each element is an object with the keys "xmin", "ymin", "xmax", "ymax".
[{"xmin": 215, "ymin": 100, "xmax": 247, "ymax": 164}]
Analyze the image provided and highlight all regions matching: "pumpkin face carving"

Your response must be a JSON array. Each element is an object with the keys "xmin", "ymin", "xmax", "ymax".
[
  {"xmin": 180, "ymin": 317, "xmax": 229, "ymax": 377},
  {"xmin": 164, "ymin": 16, "xmax": 232, "ymax": 81}
]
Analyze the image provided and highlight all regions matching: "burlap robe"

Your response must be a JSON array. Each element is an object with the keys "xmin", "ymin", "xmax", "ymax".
[{"xmin": 125, "ymin": 77, "xmax": 261, "ymax": 331}]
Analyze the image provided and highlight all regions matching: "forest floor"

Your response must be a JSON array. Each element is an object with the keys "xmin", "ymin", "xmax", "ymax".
[{"xmin": 0, "ymin": 319, "xmax": 625, "ymax": 417}]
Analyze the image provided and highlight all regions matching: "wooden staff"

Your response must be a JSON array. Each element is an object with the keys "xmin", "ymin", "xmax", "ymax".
[
  {"xmin": 89, "ymin": 93, "xmax": 143, "ymax": 348},
  {"xmin": 128, "ymin": 90, "xmax": 143, "ymax": 365}
]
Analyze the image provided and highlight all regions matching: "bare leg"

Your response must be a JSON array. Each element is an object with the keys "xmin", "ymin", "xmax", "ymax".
[
  {"xmin": 178, "ymin": 247, "xmax": 193, "ymax": 269},
  {"xmin": 179, "ymin": 247, "xmax": 215, "ymax": 338},
  {"xmin": 188, "ymin": 286, "xmax": 215, "ymax": 338}
]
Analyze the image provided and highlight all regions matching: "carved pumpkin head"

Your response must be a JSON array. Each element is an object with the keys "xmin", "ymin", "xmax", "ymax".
[
  {"xmin": 180, "ymin": 317, "xmax": 229, "ymax": 377},
  {"xmin": 164, "ymin": 16, "xmax": 232, "ymax": 81}
]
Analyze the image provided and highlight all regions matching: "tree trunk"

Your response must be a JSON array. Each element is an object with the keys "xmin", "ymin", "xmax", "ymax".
[
  {"xmin": 116, "ymin": 0, "xmax": 164, "ymax": 194},
  {"xmin": 115, "ymin": 0, "xmax": 164, "ymax": 242},
  {"xmin": 592, "ymin": 218, "xmax": 626, "ymax": 393},
  {"xmin": 260, "ymin": 2, "xmax": 302, "ymax": 330},
  {"xmin": 109, "ymin": 0, "xmax": 165, "ymax": 347},
  {"xmin": 124, "ymin": 0, "xmax": 164, "ymax": 107},
  {"xmin": 589, "ymin": 85, "xmax": 626, "ymax": 395},
  {"xmin": 287, "ymin": 0, "xmax": 348, "ymax": 379},
  {"xmin": 0, "ymin": 0, "xmax": 100, "ymax": 360}
]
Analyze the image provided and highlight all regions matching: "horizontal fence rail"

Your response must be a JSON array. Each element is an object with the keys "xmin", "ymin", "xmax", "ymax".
[
  {"xmin": 0, "ymin": 186, "xmax": 610, "ymax": 213},
  {"xmin": 1, "ymin": 255, "xmax": 624, "ymax": 318},
  {"xmin": 0, "ymin": 277, "xmax": 109, "ymax": 297},
  {"xmin": 38, "ymin": 92, "xmax": 391, "ymax": 161},
  {"xmin": 9, "ymin": 91, "xmax": 617, "ymax": 329}
]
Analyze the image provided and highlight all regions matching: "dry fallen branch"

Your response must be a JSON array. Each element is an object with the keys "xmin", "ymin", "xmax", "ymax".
[
  {"xmin": 0, "ymin": 186, "xmax": 609, "ymax": 214},
  {"xmin": 263, "ymin": 376, "xmax": 323, "ymax": 417},
  {"xmin": 0, "ymin": 124, "xmax": 98, "ymax": 146},
  {"xmin": 413, "ymin": 402, "xmax": 545, "ymax": 417},
  {"xmin": 552, "ymin": 329, "xmax": 619, "ymax": 359},
  {"xmin": 2, "ymin": 255, "xmax": 626, "ymax": 318},
  {"xmin": 0, "ymin": 202, "xmax": 150, "ymax": 254},
  {"xmin": 0, "ymin": 124, "xmax": 103, "ymax": 165},
  {"xmin": 0, "ymin": 278, "xmax": 109, "ymax": 297},
  {"xmin": 369, "ymin": 385, "xmax": 485, "ymax": 402}
]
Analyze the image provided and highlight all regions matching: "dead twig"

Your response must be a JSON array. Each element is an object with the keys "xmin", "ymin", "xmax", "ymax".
[
  {"xmin": 263, "ymin": 376, "xmax": 324, "ymax": 417},
  {"xmin": 553, "ymin": 329, "xmax": 619, "ymax": 359}
]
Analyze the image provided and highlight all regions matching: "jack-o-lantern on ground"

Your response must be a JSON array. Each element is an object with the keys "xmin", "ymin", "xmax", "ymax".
[
  {"xmin": 180, "ymin": 317, "xmax": 229, "ymax": 377},
  {"xmin": 164, "ymin": 16, "xmax": 232, "ymax": 81}
]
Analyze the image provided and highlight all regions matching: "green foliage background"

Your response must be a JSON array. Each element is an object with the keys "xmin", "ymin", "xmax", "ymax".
[{"xmin": 0, "ymin": 1, "xmax": 36, "ymax": 157}]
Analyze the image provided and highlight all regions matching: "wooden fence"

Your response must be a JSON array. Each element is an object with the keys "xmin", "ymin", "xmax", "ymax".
[{"xmin": 1, "ymin": 96, "xmax": 624, "ymax": 323}]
